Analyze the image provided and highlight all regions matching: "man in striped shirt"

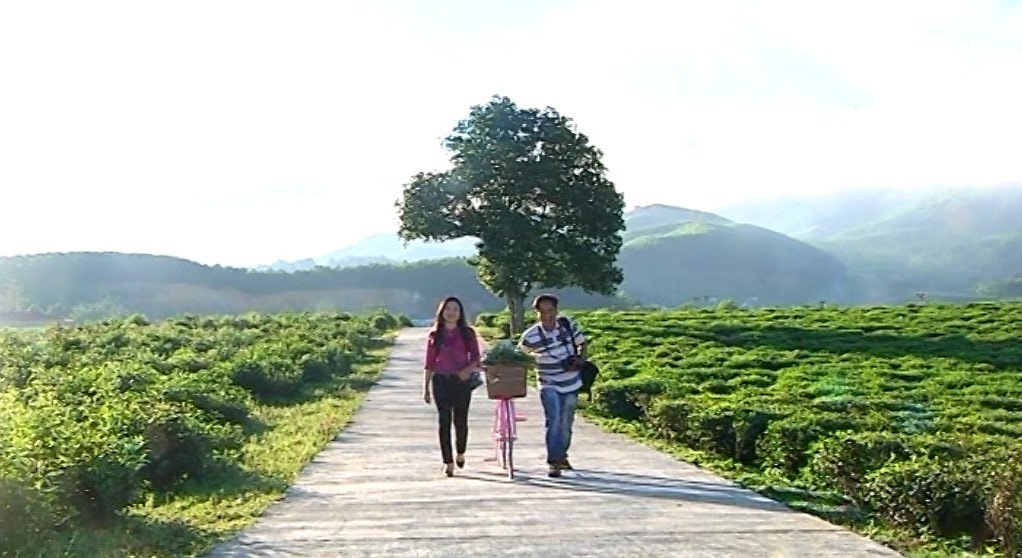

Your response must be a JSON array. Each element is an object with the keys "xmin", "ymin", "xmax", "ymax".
[{"xmin": 518, "ymin": 293, "xmax": 587, "ymax": 478}]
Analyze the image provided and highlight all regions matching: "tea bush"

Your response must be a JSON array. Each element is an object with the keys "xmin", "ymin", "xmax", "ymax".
[
  {"xmin": 861, "ymin": 455, "xmax": 988, "ymax": 539},
  {"xmin": 0, "ymin": 310, "xmax": 402, "ymax": 546},
  {"xmin": 987, "ymin": 451, "xmax": 1022, "ymax": 557},
  {"xmin": 572, "ymin": 301, "xmax": 1022, "ymax": 555}
]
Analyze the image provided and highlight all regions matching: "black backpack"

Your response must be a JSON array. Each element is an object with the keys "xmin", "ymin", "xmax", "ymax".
[{"xmin": 557, "ymin": 317, "xmax": 600, "ymax": 395}]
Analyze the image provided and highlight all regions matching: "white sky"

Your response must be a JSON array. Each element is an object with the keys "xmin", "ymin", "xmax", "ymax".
[{"xmin": 1, "ymin": 0, "xmax": 1020, "ymax": 267}]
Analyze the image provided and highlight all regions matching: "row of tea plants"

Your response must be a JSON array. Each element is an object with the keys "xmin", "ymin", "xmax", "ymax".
[
  {"xmin": 479, "ymin": 302, "xmax": 1022, "ymax": 556},
  {"xmin": 0, "ymin": 310, "xmax": 407, "ymax": 556}
]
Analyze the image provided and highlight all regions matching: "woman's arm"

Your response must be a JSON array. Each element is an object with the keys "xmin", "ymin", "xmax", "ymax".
[
  {"xmin": 423, "ymin": 368, "xmax": 434, "ymax": 403},
  {"xmin": 463, "ymin": 328, "xmax": 481, "ymax": 371},
  {"xmin": 424, "ymin": 333, "xmax": 437, "ymax": 371},
  {"xmin": 423, "ymin": 334, "xmax": 436, "ymax": 402}
]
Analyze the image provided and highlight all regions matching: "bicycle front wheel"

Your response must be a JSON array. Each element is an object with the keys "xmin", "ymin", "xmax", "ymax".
[{"xmin": 503, "ymin": 399, "xmax": 515, "ymax": 479}]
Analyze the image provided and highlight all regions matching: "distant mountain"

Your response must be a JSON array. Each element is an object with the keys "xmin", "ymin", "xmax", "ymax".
[
  {"xmin": 259, "ymin": 258, "xmax": 318, "ymax": 273},
  {"xmin": 713, "ymin": 184, "xmax": 1021, "ymax": 242},
  {"xmin": 5, "ymin": 184, "xmax": 1019, "ymax": 322},
  {"xmin": 623, "ymin": 203, "xmax": 732, "ymax": 237},
  {"xmin": 618, "ymin": 208, "xmax": 848, "ymax": 306},
  {"xmin": 319, "ymin": 234, "xmax": 479, "ymax": 264},
  {"xmin": 261, "ymin": 205, "xmax": 731, "ymax": 271},
  {"xmin": 0, "ymin": 252, "xmax": 628, "ymax": 321},
  {"xmin": 257, "ymin": 203, "xmax": 852, "ymax": 306},
  {"xmin": 815, "ymin": 186, "xmax": 1022, "ymax": 300},
  {"xmin": 822, "ymin": 184, "xmax": 1022, "ymax": 242},
  {"xmin": 253, "ymin": 185, "xmax": 1021, "ymax": 306},
  {"xmin": 715, "ymin": 184, "xmax": 1022, "ymax": 301},
  {"xmin": 258, "ymin": 235, "xmax": 479, "ymax": 271}
]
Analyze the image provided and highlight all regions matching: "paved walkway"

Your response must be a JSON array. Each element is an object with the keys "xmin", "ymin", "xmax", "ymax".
[{"xmin": 206, "ymin": 328, "xmax": 903, "ymax": 557}]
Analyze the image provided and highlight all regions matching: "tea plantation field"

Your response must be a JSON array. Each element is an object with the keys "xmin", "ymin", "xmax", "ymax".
[
  {"xmin": 0, "ymin": 310, "xmax": 406, "ymax": 557},
  {"xmin": 481, "ymin": 301, "xmax": 1022, "ymax": 557}
]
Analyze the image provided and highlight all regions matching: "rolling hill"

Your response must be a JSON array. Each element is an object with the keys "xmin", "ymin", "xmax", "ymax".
[
  {"xmin": 259, "ymin": 234, "xmax": 478, "ymax": 271},
  {"xmin": 271, "ymin": 203, "xmax": 849, "ymax": 306},
  {"xmin": 4, "ymin": 185, "xmax": 1019, "ymax": 323},
  {"xmin": 617, "ymin": 212, "xmax": 848, "ymax": 306},
  {"xmin": 716, "ymin": 184, "xmax": 1022, "ymax": 301}
]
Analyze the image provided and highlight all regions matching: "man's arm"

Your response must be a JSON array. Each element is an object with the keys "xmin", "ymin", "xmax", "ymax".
[
  {"xmin": 568, "ymin": 318, "xmax": 587, "ymax": 359},
  {"xmin": 517, "ymin": 327, "xmax": 541, "ymax": 353}
]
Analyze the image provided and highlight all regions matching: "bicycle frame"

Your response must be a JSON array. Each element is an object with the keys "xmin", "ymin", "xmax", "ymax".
[{"xmin": 491, "ymin": 397, "xmax": 517, "ymax": 479}]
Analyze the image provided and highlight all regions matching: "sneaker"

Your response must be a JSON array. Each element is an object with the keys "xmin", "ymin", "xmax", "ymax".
[
  {"xmin": 547, "ymin": 464, "xmax": 562, "ymax": 478},
  {"xmin": 550, "ymin": 459, "xmax": 572, "ymax": 470}
]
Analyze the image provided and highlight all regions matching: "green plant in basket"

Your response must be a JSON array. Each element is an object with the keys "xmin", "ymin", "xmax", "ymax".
[{"xmin": 482, "ymin": 340, "xmax": 534, "ymax": 369}]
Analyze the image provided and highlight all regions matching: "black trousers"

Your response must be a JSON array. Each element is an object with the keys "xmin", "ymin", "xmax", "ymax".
[{"xmin": 432, "ymin": 373, "xmax": 473, "ymax": 464}]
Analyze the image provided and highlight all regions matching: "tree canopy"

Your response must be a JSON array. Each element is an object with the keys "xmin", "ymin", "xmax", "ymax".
[{"xmin": 396, "ymin": 95, "xmax": 626, "ymax": 333}]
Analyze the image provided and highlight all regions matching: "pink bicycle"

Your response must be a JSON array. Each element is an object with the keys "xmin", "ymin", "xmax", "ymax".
[
  {"xmin": 492, "ymin": 396, "xmax": 518, "ymax": 478},
  {"xmin": 482, "ymin": 363, "xmax": 528, "ymax": 479}
]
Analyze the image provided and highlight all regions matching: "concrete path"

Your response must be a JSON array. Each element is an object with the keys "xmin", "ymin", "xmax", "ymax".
[{"xmin": 206, "ymin": 328, "xmax": 903, "ymax": 557}]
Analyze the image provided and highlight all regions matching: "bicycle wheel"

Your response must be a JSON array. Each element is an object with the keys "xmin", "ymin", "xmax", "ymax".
[
  {"xmin": 503, "ymin": 399, "xmax": 514, "ymax": 479},
  {"xmin": 496, "ymin": 400, "xmax": 508, "ymax": 471}
]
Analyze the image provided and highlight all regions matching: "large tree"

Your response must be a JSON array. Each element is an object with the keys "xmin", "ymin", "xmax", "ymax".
[{"xmin": 396, "ymin": 95, "xmax": 625, "ymax": 334}]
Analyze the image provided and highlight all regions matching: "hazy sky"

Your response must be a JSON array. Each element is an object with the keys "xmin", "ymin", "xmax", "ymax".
[{"xmin": 2, "ymin": 0, "xmax": 1020, "ymax": 267}]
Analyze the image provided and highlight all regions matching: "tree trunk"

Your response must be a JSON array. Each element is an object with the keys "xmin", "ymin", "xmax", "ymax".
[{"xmin": 505, "ymin": 291, "xmax": 526, "ymax": 338}]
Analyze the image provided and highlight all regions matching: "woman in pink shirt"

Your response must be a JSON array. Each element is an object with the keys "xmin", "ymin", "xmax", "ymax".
[{"xmin": 423, "ymin": 296, "xmax": 481, "ymax": 477}]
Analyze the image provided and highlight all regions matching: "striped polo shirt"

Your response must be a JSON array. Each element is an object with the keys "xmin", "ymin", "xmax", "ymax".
[{"xmin": 519, "ymin": 317, "xmax": 586, "ymax": 393}]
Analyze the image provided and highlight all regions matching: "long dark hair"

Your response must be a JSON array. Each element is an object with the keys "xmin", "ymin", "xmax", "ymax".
[{"xmin": 430, "ymin": 296, "xmax": 473, "ymax": 346}]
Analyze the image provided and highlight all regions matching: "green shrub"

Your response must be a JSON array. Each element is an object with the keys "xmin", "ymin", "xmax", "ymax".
[
  {"xmin": 474, "ymin": 312, "xmax": 511, "ymax": 337},
  {"xmin": 0, "ymin": 380, "xmax": 151, "ymax": 526},
  {"xmin": 682, "ymin": 401, "xmax": 737, "ymax": 458},
  {"xmin": 716, "ymin": 298, "xmax": 739, "ymax": 311},
  {"xmin": 0, "ymin": 309, "xmax": 389, "ymax": 550},
  {"xmin": 61, "ymin": 454, "xmax": 143, "ymax": 526},
  {"xmin": 162, "ymin": 374, "xmax": 251, "ymax": 426},
  {"xmin": 732, "ymin": 406, "xmax": 782, "ymax": 464},
  {"xmin": 861, "ymin": 456, "xmax": 988, "ymax": 540},
  {"xmin": 573, "ymin": 302, "xmax": 1022, "ymax": 556},
  {"xmin": 986, "ymin": 448, "xmax": 1022, "ymax": 557},
  {"xmin": 140, "ymin": 417, "xmax": 214, "ymax": 491},
  {"xmin": 0, "ymin": 477, "xmax": 51, "ymax": 554},
  {"xmin": 648, "ymin": 398, "xmax": 780, "ymax": 463},
  {"xmin": 646, "ymin": 398, "xmax": 693, "ymax": 440},
  {"xmin": 591, "ymin": 376, "xmax": 666, "ymax": 420},
  {"xmin": 324, "ymin": 346, "xmax": 354, "ymax": 376},
  {"xmin": 808, "ymin": 432, "xmax": 967, "ymax": 501},
  {"xmin": 300, "ymin": 356, "xmax": 333, "ymax": 383},
  {"xmin": 475, "ymin": 313, "xmax": 499, "ymax": 328},
  {"xmin": 370, "ymin": 312, "xmax": 399, "ymax": 332},
  {"xmin": 757, "ymin": 412, "xmax": 858, "ymax": 476},
  {"xmin": 229, "ymin": 349, "xmax": 302, "ymax": 399}
]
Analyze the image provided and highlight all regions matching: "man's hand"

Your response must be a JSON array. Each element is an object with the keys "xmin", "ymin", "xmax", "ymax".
[
  {"xmin": 423, "ymin": 388, "xmax": 431, "ymax": 404},
  {"xmin": 457, "ymin": 369, "xmax": 472, "ymax": 382}
]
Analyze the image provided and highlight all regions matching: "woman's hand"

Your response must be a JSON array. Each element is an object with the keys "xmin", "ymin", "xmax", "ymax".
[
  {"xmin": 423, "ymin": 388, "xmax": 431, "ymax": 404},
  {"xmin": 457, "ymin": 369, "xmax": 472, "ymax": 382}
]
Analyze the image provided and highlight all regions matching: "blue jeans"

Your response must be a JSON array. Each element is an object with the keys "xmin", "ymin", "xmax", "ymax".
[{"xmin": 540, "ymin": 388, "xmax": 578, "ymax": 463}]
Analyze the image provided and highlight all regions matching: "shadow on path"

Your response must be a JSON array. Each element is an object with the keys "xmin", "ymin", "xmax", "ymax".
[{"xmin": 460, "ymin": 468, "xmax": 790, "ymax": 512}]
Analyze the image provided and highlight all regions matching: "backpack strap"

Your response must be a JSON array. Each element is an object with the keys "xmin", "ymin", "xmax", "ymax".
[{"xmin": 557, "ymin": 316, "xmax": 579, "ymax": 356}]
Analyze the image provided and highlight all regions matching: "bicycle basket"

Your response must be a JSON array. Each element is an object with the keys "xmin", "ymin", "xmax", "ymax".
[{"xmin": 483, "ymin": 363, "xmax": 527, "ymax": 399}]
